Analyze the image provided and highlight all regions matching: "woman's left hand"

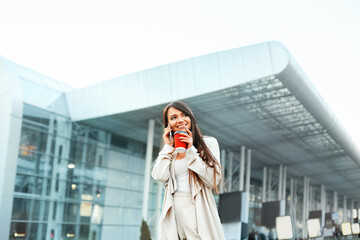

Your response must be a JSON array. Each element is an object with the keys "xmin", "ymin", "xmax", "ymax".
[{"xmin": 180, "ymin": 128, "xmax": 193, "ymax": 148}]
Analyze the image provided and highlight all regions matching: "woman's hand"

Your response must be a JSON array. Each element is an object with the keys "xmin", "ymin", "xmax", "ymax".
[
  {"xmin": 180, "ymin": 128, "xmax": 193, "ymax": 148},
  {"xmin": 163, "ymin": 125, "xmax": 174, "ymax": 146}
]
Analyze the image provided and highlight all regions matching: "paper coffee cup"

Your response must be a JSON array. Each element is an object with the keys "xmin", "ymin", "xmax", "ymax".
[{"xmin": 174, "ymin": 131, "xmax": 188, "ymax": 153}]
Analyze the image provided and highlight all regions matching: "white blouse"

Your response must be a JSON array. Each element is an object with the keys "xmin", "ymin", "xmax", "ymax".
[{"xmin": 174, "ymin": 157, "xmax": 190, "ymax": 192}]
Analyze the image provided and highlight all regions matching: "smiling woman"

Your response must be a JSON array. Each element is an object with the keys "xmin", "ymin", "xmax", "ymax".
[{"xmin": 151, "ymin": 101, "xmax": 225, "ymax": 240}]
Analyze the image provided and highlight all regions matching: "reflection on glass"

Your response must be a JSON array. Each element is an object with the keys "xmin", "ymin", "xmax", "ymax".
[
  {"xmin": 11, "ymin": 198, "xmax": 49, "ymax": 221},
  {"xmin": 62, "ymin": 224, "xmax": 75, "ymax": 239},
  {"xmin": 63, "ymin": 203, "xmax": 78, "ymax": 222},
  {"xmin": 12, "ymin": 104, "xmax": 110, "ymax": 239}
]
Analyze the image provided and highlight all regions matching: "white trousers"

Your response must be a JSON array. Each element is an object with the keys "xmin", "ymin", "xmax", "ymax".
[{"xmin": 173, "ymin": 191, "xmax": 201, "ymax": 240}]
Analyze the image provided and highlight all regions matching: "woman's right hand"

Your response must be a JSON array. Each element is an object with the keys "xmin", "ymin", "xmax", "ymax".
[{"xmin": 163, "ymin": 125, "xmax": 174, "ymax": 146}]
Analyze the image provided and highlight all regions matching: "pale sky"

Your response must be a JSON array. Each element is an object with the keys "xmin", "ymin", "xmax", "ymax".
[{"xmin": 1, "ymin": 0, "xmax": 360, "ymax": 150}]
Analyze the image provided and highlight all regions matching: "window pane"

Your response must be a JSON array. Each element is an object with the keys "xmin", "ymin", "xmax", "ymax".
[
  {"xmin": 9, "ymin": 222, "xmax": 47, "ymax": 240},
  {"xmin": 11, "ymin": 198, "xmax": 50, "ymax": 221},
  {"xmin": 63, "ymin": 203, "xmax": 78, "ymax": 222}
]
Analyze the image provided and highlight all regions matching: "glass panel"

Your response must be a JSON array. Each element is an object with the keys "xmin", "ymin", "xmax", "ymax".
[
  {"xmin": 11, "ymin": 198, "xmax": 50, "ymax": 221},
  {"xmin": 82, "ymin": 183, "xmax": 93, "ymax": 196},
  {"xmin": 62, "ymin": 224, "xmax": 76, "ymax": 239},
  {"xmin": 63, "ymin": 203, "xmax": 78, "ymax": 222},
  {"xmin": 23, "ymin": 104, "xmax": 51, "ymax": 126},
  {"xmin": 13, "ymin": 104, "xmax": 111, "ymax": 240},
  {"xmin": 79, "ymin": 224, "xmax": 90, "ymax": 240},
  {"xmin": 87, "ymin": 141, "xmax": 97, "ymax": 167},
  {"xmin": 14, "ymin": 174, "xmax": 51, "ymax": 195},
  {"xmin": 20, "ymin": 127, "xmax": 48, "ymax": 155},
  {"xmin": 66, "ymin": 166, "xmax": 81, "ymax": 183},
  {"xmin": 20, "ymin": 78, "xmax": 51, "ymax": 108},
  {"xmin": 17, "ymin": 153, "xmax": 53, "ymax": 177},
  {"xmin": 69, "ymin": 139, "xmax": 84, "ymax": 163},
  {"xmin": 65, "ymin": 180, "xmax": 80, "ymax": 200},
  {"xmin": 9, "ymin": 222, "xmax": 47, "ymax": 240},
  {"xmin": 48, "ymin": 89, "xmax": 70, "ymax": 116}
]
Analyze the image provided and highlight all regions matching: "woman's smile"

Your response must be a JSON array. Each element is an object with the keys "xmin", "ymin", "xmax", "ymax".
[{"xmin": 177, "ymin": 124, "xmax": 187, "ymax": 130}]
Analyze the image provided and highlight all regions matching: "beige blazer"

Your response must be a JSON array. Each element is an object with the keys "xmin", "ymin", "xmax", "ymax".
[{"xmin": 151, "ymin": 136, "xmax": 226, "ymax": 240}]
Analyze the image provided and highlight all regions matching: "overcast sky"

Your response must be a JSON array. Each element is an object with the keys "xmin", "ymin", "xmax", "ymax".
[{"xmin": 1, "ymin": 0, "xmax": 360, "ymax": 150}]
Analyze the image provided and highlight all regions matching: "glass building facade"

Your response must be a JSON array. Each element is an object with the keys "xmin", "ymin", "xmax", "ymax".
[
  {"xmin": 10, "ymin": 103, "xmax": 110, "ymax": 240},
  {"xmin": 5, "ymin": 73, "xmax": 162, "ymax": 239}
]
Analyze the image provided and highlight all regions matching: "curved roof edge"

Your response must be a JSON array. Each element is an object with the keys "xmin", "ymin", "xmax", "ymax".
[
  {"xmin": 66, "ymin": 41, "xmax": 291, "ymax": 121},
  {"xmin": 277, "ymin": 56, "xmax": 360, "ymax": 167}
]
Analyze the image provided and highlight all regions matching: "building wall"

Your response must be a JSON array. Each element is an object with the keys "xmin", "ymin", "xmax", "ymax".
[
  {"xmin": 0, "ymin": 58, "xmax": 23, "ymax": 240},
  {"xmin": 101, "ymin": 136, "xmax": 160, "ymax": 239},
  {"xmin": 7, "ymin": 102, "xmax": 162, "ymax": 240},
  {"xmin": 9, "ymin": 104, "xmax": 111, "ymax": 240}
]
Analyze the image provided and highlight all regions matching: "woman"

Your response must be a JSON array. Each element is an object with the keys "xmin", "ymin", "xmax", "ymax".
[{"xmin": 151, "ymin": 101, "xmax": 226, "ymax": 240}]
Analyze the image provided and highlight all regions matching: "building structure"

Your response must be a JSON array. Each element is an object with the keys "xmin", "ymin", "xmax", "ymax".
[{"xmin": 1, "ymin": 41, "xmax": 360, "ymax": 240}]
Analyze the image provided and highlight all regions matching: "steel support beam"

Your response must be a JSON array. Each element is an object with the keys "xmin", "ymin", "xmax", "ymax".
[
  {"xmin": 351, "ymin": 199, "xmax": 354, "ymax": 223},
  {"xmin": 290, "ymin": 178, "xmax": 294, "ymax": 219},
  {"xmin": 228, "ymin": 152, "xmax": 233, "ymax": 192},
  {"xmin": 282, "ymin": 166, "xmax": 287, "ymax": 200},
  {"xmin": 321, "ymin": 184, "xmax": 326, "ymax": 227},
  {"xmin": 220, "ymin": 149, "xmax": 226, "ymax": 193},
  {"xmin": 267, "ymin": 168, "xmax": 272, "ymax": 201},
  {"xmin": 278, "ymin": 165, "xmax": 283, "ymax": 200},
  {"xmin": 333, "ymin": 191, "xmax": 338, "ymax": 212},
  {"xmin": 245, "ymin": 149, "xmax": 251, "ymax": 193},
  {"xmin": 302, "ymin": 176, "xmax": 310, "ymax": 239},
  {"xmin": 344, "ymin": 195, "xmax": 347, "ymax": 222},
  {"xmin": 309, "ymin": 186, "xmax": 313, "ymax": 211},
  {"xmin": 239, "ymin": 146, "xmax": 245, "ymax": 191},
  {"xmin": 262, "ymin": 167, "xmax": 267, "ymax": 202},
  {"xmin": 142, "ymin": 119, "xmax": 155, "ymax": 221}
]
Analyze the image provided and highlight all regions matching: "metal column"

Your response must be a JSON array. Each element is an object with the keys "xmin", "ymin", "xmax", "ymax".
[
  {"xmin": 282, "ymin": 166, "xmax": 287, "ymax": 200},
  {"xmin": 228, "ymin": 152, "xmax": 233, "ymax": 192},
  {"xmin": 290, "ymin": 178, "xmax": 294, "ymax": 219},
  {"xmin": 344, "ymin": 196, "xmax": 347, "ymax": 222},
  {"xmin": 351, "ymin": 199, "xmax": 354, "ymax": 223},
  {"xmin": 267, "ymin": 168, "xmax": 272, "ymax": 201},
  {"xmin": 321, "ymin": 185, "xmax": 326, "ymax": 228},
  {"xmin": 245, "ymin": 149, "xmax": 251, "ymax": 193},
  {"xmin": 333, "ymin": 190, "xmax": 338, "ymax": 212},
  {"xmin": 142, "ymin": 119, "xmax": 155, "ymax": 221},
  {"xmin": 294, "ymin": 178, "xmax": 298, "ymax": 236},
  {"xmin": 220, "ymin": 149, "xmax": 226, "ymax": 193},
  {"xmin": 302, "ymin": 176, "xmax": 310, "ymax": 239},
  {"xmin": 262, "ymin": 167, "xmax": 267, "ymax": 202},
  {"xmin": 278, "ymin": 165, "xmax": 283, "ymax": 200},
  {"xmin": 239, "ymin": 146, "xmax": 245, "ymax": 191},
  {"xmin": 309, "ymin": 186, "xmax": 313, "ymax": 211}
]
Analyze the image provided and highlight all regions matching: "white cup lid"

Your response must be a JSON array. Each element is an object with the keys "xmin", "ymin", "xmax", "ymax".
[{"xmin": 176, "ymin": 147, "xmax": 186, "ymax": 153}]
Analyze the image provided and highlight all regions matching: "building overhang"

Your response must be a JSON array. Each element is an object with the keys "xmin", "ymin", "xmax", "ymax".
[{"xmin": 68, "ymin": 41, "xmax": 360, "ymax": 200}]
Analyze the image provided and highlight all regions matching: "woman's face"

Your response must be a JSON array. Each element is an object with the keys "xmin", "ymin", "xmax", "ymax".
[{"xmin": 167, "ymin": 107, "xmax": 191, "ymax": 132}]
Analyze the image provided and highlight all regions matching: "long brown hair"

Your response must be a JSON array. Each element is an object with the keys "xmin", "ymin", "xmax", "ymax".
[{"xmin": 163, "ymin": 101, "xmax": 221, "ymax": 193}]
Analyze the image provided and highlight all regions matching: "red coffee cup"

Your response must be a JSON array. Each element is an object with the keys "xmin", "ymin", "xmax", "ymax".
[{"xmin": 174, "ymin": 131, "xmax": 188, "ymax": 153}]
